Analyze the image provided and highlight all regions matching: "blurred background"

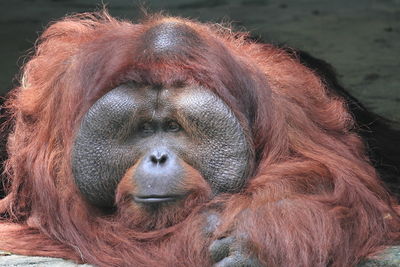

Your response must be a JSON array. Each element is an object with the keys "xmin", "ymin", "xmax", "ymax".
[{"xmin": 0, "ymin": 0, "xmax": 399, "ymax": 120}]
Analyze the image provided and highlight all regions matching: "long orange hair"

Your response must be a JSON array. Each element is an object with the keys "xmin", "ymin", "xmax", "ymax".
[{"xmin": 0, "ymin": 12, "xmax": 398, "ymax": 267}]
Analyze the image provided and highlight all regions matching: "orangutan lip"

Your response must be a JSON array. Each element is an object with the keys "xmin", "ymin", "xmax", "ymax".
[{"xmin": 133, "ymin": 195, "xmax": 179, "ymax": 203}]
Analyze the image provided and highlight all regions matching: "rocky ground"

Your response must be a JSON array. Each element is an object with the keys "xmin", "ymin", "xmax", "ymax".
[{"xmin": 0, "ymin": 0, "xmax": 399, "ymax": 121}]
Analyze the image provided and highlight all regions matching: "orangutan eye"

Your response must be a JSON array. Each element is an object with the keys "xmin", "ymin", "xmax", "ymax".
[
  {"xmin": 167, "ymin": 121, "xmax": 181, "ymax": 132},
  {"xmin": 141, "ymin": 122, "xmax": 155, "ymax": 134}
]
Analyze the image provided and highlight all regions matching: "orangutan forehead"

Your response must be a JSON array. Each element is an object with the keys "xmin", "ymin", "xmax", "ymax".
[
  {"xmin": 139, "ymin": 21, "xmax": 203, "ymax": 56},
  {"xmin": 97, "ymin": 83, "xmax": 227, "ymax": 118}
]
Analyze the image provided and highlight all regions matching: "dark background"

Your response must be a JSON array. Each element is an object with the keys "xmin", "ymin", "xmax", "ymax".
[{"xmin": 0, "ymin": 0, "xmax": 399, "ymax": 121}]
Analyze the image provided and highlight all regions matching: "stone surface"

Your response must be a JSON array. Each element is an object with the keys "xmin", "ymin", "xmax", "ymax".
[
  {"xmin": 0, "ymin": 251, "xmax": 92, "ymax": 267},
  {"xmin": 358, "ymin": 246, "xmax": 400, "ymax": 267},
  {"xmin": 2, "ymin": 247, "xmax": 400, "ymax": 266},
  {"xmin": 0, "ymin": 0, "xmax": 400, "ymax": 121}
]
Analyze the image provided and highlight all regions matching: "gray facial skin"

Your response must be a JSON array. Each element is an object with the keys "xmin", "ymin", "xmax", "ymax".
[
  {"xmin": 139, "ymin": 22, "xmax": 202, "ymax": 57},
  {"xmin": 72, "ymin": 83, "xmax": 250, "ymax": 207}
]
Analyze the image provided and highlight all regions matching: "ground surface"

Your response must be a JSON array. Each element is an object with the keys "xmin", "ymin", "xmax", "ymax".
[
  {"xmin": 1, "ymin": 247, "xmax": 400, "ymax": 266},
  {"xmin": 0, "ymin": 0, "xmax": 399, "ymax": 120}
]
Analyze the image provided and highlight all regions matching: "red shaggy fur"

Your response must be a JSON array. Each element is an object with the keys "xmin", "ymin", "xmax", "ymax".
[
  {"xmin": 116, "ymin": 161, "xmax": 212, "ymax": 231},
  {"xmin": 0, "ymin": 12, "xmax": 399, "ymax": 267}
]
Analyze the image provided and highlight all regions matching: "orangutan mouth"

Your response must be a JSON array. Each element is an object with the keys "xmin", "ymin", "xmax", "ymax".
[{"xmin": 133, "ymin": 195, "xmax": 182, "ymax": 204}]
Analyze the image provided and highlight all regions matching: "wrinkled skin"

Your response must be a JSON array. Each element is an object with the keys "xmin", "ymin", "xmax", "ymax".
[
  {"xmin": 72, "ymin": 83, "xmax": 251, "ymax": 207},
  {"xmin": 210, "ymin": 236, "xmax": 263, "ymax": 267},
  {"xmin": 205, "ymin": 213, "xmax": 263, "ymax": 267},
  {"xmin": 72, "ymin": 83, "xmax": 255, "ymax": 264}
]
